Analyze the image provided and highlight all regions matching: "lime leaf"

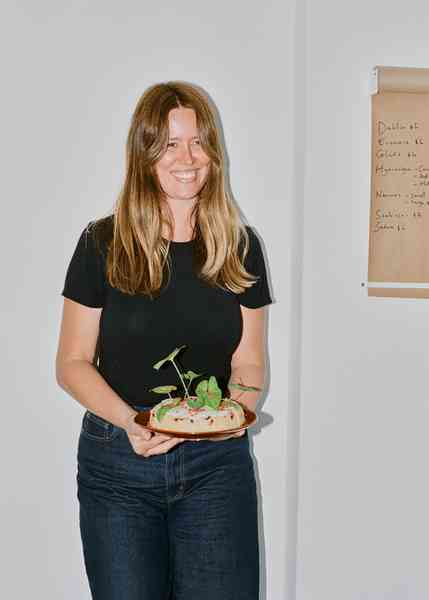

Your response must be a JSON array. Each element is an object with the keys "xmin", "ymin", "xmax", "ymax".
[
  {"xmin": 195, "ymin": 379, "xmax": 208, "ymax": 395},
  {"xmin": 197, "ymin": 390, "xmax": 209, "ymax": 405},
  {"xmin": 156, "ymin": 399, "xmax": 180, "ymax": 422},
  {"xmin": 187, "ymin": 396, "xmax": 205, "ymax": 409},
  {"xmin": 208, "ymin": 375, "xmax": 220, "ymax": 393},
  {"xmin": 183, "ymin": 370, "xmax": 202, "ymax": 382},
  {"xmin": 156, "ymin": 405, "xmax": 171, "ymax": 422},
  {"xmin": 153, "ymin": 345, "xmax": 186, "ymax": 370},
  {"xmin": 195, "ymin": 380, "xmax": 209, "ymax": 405},
  {"xmin": 150, "ymin": 385, "xmax": 178, "ymax": 394},
  {"xmin": 206, "ymin": 393, "xmax": 222, "ymax": 410},
  {"xmin": 228, "ymin": 383, "xmax": 261, "ymax": 392},
  {"xmin": 204, "ymin": 376, "xmax": 222, "ymax": 409}
]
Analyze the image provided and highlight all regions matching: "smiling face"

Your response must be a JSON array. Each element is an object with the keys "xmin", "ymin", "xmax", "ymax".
[{"xmin": 154, "ymin": 106, "xmax": 211, "ymax": 203}]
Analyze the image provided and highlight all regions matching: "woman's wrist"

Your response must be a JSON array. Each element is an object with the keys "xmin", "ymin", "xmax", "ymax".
[{"xmin": 120, "ymin": 407, "xmax": 139, "ymax": 431}]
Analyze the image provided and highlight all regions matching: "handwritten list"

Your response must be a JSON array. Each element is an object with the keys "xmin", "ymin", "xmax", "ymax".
[{"xmin": 368, "ymin": 91, "xmax": 429, "ymax": 294}]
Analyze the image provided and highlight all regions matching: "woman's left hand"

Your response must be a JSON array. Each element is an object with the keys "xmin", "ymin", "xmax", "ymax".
[{"xmin": 210, "ymin": 429, "xmax": 246, "ymax": 441}]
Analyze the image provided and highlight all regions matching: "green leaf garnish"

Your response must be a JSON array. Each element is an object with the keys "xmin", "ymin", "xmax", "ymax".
[
  {"xmin": 206, "ymin": 376, "xmax": 222, "ymax": 409},
  {"xmin": 183, "ymin": 370, "xmax": 202, "ymax": 384},
  {"xmin": 153, "ymin": 346, "xmax": 186, "ymax": 370},
  {"xmin": 208, "ymin": 375, "xmax": 220, "ymax": 393},
  {"xmin": 194, "ymin": 379, "xmax": 208, "ymax": 406},
  {"xmin": 150, "ymin": 345, "xmax": 258, "ymax": 413},
  {"xmin": 156, "ymin": 399, "xmax": 180, "ymax": 422},
  {"xmin": 187, "ymin": 396, "xmax": 205, "ymax": 409},
  {"xmin": 195, "ymin": 379, "xmax": 208, "ymax": 394},
  {"xmin": 206, "ymin": 395, "xmax": 222, "ymax": 410},
  {"xmin": 150, "ymin": 385, "xmax": 178, "ymax": 394},
  {"xmin": 228, "ymin": 383, "xmax": 261, "ymax": 392}
]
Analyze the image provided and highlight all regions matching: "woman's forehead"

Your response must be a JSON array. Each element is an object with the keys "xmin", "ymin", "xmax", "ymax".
[{"xmin": 167, "ymin": 107, "xmax": 198, "ymax": 137}]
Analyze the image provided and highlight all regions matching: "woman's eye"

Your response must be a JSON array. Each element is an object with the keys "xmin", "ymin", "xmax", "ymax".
[{"xmin": 166, "ymin": 139, "xmax": 200, "ymax": 150}]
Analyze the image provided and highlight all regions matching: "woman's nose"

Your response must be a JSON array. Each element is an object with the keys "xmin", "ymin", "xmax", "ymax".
[{"xmin": 178, "ymin": 144, "xmax": 194, "ymax": 164}]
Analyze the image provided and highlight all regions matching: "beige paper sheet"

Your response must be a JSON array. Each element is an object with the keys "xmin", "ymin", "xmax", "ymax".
[
  {"xmin": 368, "ymin": 66, "xmax": 429, "ymax": 298},
  {"xmin": 377, "ymin": 66, "xmax": 429, "ymax": 93}
]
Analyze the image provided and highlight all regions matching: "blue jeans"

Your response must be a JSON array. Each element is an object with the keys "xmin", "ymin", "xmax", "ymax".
[{"xmin": 77, "ymin": 409, "xmax": 260, "ymax": 599}]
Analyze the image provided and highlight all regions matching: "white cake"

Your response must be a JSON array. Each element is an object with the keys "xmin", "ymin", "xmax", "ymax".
[{"xmin": 149, "ymin": 397, "xmax": 246, "ymax": 434}]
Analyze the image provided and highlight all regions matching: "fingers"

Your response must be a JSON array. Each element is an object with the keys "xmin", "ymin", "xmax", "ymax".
[
  {"xmin": 208, "ymin": 429, "xmax": 246, "ymax": 442},
  {"xmin": 143, "ymin": 437, "xmax": 184, "ymax": 457},
  {"xmin": 127, "ymin": 430, "xmax": 184, "ymax": 457},
  {"xmin": 128, "ymin": 421, "xmax": 152, "ymax": 441},
  {"xmin": 127, "ymin": 424, "xmax": 246, "ymax": 454}
]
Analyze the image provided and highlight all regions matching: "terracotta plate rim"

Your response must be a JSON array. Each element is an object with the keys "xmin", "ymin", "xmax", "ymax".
[{"xmin": 134, "ymin": 406, "xmax": 257, "ymax": 439}]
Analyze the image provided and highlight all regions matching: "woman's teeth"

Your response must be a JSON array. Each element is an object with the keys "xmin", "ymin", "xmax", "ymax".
[{"xmin": 172, "ymin": 170, "xmax": 198, "ymax": 183}]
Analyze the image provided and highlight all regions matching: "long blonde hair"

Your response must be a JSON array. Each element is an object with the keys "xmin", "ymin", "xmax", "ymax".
[{"xmin": 94, "ymin": 81, "xmax": 258, "ymax": 298}]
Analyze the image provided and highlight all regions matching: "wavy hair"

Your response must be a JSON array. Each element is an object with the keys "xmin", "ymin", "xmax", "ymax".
[{"xmin": 94, "ymin": 81, "xmax": 258, "ymax": 298}]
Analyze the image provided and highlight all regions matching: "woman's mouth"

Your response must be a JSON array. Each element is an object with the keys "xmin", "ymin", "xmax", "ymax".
[{"xmin": 171, "ymin": 169, "xmax": 198, "ymax": 183}]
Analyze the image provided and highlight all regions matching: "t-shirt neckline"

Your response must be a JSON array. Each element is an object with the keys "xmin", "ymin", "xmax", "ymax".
[{"xmin": 162, "ymin": 237, "xmax": 195, "ymax": 245}]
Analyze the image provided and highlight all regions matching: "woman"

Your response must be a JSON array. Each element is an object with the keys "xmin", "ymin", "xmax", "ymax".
[{"xmin": 56, "ymin": 81, "xmax": 272, "ymax": 600}]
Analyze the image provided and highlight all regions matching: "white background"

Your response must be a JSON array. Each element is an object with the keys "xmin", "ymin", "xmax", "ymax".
[
  {"xmin": 297, "ymin": 1, "xmax": 429, "ymax": 599},
  {"xmin": 1, "ymin": 1, "xmax": 292, "ymax": 599},
  {"xmin": 3, "ymin": 0, "xmax": 427, "ymax": 599}
]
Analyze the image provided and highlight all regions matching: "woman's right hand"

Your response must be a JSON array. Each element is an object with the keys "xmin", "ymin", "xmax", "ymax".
[{"xmin": 123, "ymin": 412, "xmax": 184, "ymax": 457}]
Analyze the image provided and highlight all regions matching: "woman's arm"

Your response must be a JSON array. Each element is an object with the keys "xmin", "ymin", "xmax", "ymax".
[
  {"xmin": 229, "ymin": 305, "xmax": 268, "ymax": 412},
  {"xmin": 56, "ymin": 298, "xmax": 185, "ymax": 456},
  {"xmin": 55, "ymin": 298, "xmax": 138, "ymax": 429}
]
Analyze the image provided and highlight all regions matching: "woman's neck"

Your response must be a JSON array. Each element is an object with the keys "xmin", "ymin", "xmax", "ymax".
[{"xmin": 162, "ymin": 196, "xmax": 197, "ymax": 241}]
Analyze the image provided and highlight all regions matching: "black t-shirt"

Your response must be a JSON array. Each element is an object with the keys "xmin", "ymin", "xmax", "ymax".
[{"xmin": 61, "ymin": 220, "xmax": 272, "ymax": 409}]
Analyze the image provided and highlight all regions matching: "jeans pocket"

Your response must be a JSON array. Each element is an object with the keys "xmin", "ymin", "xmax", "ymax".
[{"xmin": 80, "ymin": 410, "xmax": 122, "ymax": 442}]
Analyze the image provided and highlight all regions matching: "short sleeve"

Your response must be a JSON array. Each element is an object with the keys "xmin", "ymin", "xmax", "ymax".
[
  {"xmin": 238, "ymin": 226, "xmax": 273, "ymax": 308},
  {"xmin": 61, "ymin": 221, "xmax": 107, "ymax": 308}
]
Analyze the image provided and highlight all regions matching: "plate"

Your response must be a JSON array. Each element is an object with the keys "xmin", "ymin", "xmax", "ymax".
[{"xmin": 134, "ymin": 404, "xmax": 257, "ymax": 439}]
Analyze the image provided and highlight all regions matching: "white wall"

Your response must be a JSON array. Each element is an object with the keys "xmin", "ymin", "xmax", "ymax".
[
  {"xmin": 0, "ymin": 2, "xmax": 293, "ymax": 599},
  {"xmin": 296, "ymin": 1, "xmax": 429, "ymax": 599}
]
